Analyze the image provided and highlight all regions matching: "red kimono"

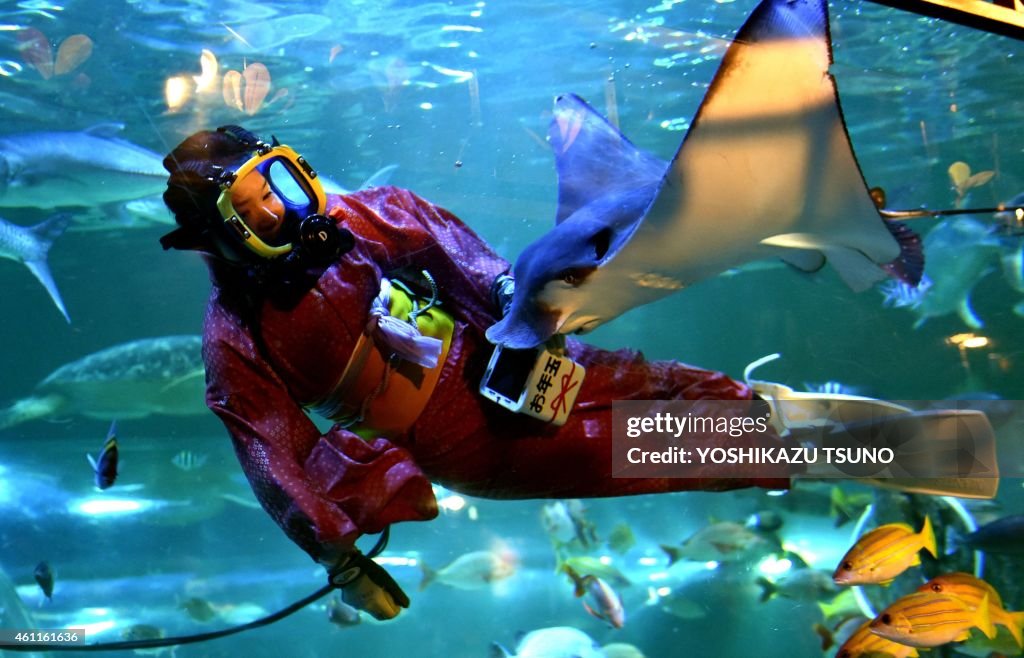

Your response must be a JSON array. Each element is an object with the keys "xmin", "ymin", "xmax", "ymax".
[{"xmin": 201, "ymin": 186, "xmax": 787, "ymax": 564}]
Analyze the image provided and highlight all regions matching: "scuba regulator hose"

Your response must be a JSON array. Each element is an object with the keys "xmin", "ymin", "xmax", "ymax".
[{"xmin": 2, "ymin": 528, "xmax": 391, "ymax": 653}]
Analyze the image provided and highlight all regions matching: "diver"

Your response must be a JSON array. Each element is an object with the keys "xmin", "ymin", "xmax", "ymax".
[{"xmin": 159, "ymin": 126, "xmax": 996, "ymax": 622}]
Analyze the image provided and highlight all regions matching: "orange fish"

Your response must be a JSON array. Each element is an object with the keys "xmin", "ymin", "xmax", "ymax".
[{"xmin": 833, "ymin": 516, "xmax": 936, "ymax": 586}]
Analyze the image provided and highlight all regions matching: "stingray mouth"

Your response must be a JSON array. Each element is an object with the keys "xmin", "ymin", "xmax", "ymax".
[{"xmin": 485, "ymin": 307, "xmax": 559, "ymax": 349}]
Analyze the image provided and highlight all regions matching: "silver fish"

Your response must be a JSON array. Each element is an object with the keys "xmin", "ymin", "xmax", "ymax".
[
  {"xmin": 0, "ymin": 212, "xmax": 70, "ymax": 322},
  {"xmin": 0, "ymin": 125, "xmax": 167, "ymax": 209}
]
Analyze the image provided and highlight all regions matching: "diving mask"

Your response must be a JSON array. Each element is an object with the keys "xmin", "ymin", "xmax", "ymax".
[{"xmin": 216, "ymin": 142, "xmax": 330, "ymax": 260}]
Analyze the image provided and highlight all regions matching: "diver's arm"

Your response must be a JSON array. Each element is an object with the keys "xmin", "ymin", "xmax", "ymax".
[
  {"xmin": 200, "ymin": 301, "xmax": 437, "ymax": 576},
  {"xmin": 336, "ymin": 187, "xmax": 511, "ymax": 327}
]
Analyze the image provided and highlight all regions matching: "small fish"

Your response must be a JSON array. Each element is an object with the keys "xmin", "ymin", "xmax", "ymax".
[
  {"xmin": 491, "ymin": 626, "xmax": 605, "ymax": 658},
  {"xmin": 601, "ymin": 643, "xmax": 646, "ymax": 658},
  {"xmin": 179, "ymin": 596, "xmax": 217, "ymax": 623},
  {"xmin": 829, "ymin": 487, "xmax": 873, "ymax": 529},
  {"xmin": 326, "ymin": 594, "xmax": 361, "ymax": 627},
  {"xmin": 120, "ymin": 623, "xmax": 173, "ymax": 656},
  {"xmin": 756, "ymin": 568, "xmax": 837, "ymax": 603},
  {"xmin": 832, "ymin": 516, "xmax": 936, "ymax": 586},
  {"xmin": 419, "ymin": 549, "xmax": 517, "ymax": 590},
  {"xmin": 540, "ymin": 502, "xmax": 577, "ymax": 545},
  {"xmin": 744, "ymin": 509, "xmax": 784, "ymax": 534},
  {"xmin": 170, "ymin": 450, "xmax": 208, "ymax": 472},
  {"xmin": 835, "ymin": 619, "xmax": 920, "ymax": 658},
  {"xmin": 656, "ymin": 591, "xmax": 708, "ymax": 620},
  {"xmin": 33, "ymin": 561, "xmax": 54, "ymax": 600},
  {"xmin": 917, "ymin": 572, "xmax": 1024, "ymax": 647},
  {"xmin": 661, "ymin": 521, "xmax": 775, "ymax": 564},
  {"xmin": 558, "ymin": 556, "xmax": 631, "ymax": 588},
  {"xmin": 869, "ymin": 591, "xmax": 996, "ymax": 648},
  {"xmin": 562, "ymin": 564, "xmax": 625, "ymax": 629},
  {"xmin": 605, "ymin": 523, "xmax": 636, "ymax": 555},
  {"xmin": 540, "ymin": 500, "xmax": 598, "ymax": 549},
  {"xmin": 86, "ymin": 420, "xmax": 119, "ymax": 489}
]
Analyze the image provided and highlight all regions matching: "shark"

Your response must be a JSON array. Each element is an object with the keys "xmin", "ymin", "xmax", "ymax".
[
  {"xmin": 0, "ymin": 212, "xmax": 71, "ymax": 323},
  {"xmin": 0, "ymin": 124, "xmax": 167, "ymax": 210},
  {"xmin": 0, "ymin": 335, "xmax": 207, "ymax": 430},
  {"xmin": 486, "ymin": 0, "xmax": 921, "ymax": 349}
]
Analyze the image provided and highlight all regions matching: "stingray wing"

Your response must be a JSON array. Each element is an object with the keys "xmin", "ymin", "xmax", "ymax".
[
  {"xmin": 549, "ymin": 94, "xmax": 667, "ymax": 224},
  {"xmin": 630, "ymin": 0, "xmax": 902, "ymax": 292}
]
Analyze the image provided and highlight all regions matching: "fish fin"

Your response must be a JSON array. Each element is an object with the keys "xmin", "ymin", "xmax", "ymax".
[
  {"xmin": 86, "ymin": 453, "xmax": 97, "ymax": 471},
  {"xmin": 548, "ymin": 94, "xmax": 666, "ymax": 224},
  {"xmin": 958, "ymin": 296, "xmax": 984, "ymax": 329},
  {"xmin": 160, "ymin": 368, "xmax": 205, "ymax": 393},
  {"xmin": 978, "ymin": 592, "xmax": 996, "ymax": 640},
  {"xmin": 489, "ymin": 642, "xmax": 512, "ymax": 658},
  {"xmin": 660, "ymin": 544, "xmax": 681, "ymax": 566},
  {"xmin": 639, "ymin": 0, "xmax": 899, "ymax": 292},
  {"xmin": 755, "ymin": 576, "xmax": 776, "ymax": 603},
  {"xmin": 582, "ymin": 600, "xmax": 601, "ymax": 621},
  {"xmin": 83, "ymin": 122, "xmax": 126, "ymax": 138},
  {"xmin": 919, "ymin": 516, "xmax": 937, "ymax": 558},
  {"xmin": 778, "ymin": 249, "xmax": 826, "ymax": 274},
  {"xmin": 358, "ymin": 164, "xmax": 398, "ymax": 190},
  {"xmin": 23, "ymin": 260, "xmax": 70, "ymax": 324},
  {"xmin": 1005, "ymin": 610, "xmax": 1024, "ymax": 648},
  {"xmin": 419, "ymin": 562, "xmax": 436, "ymax": 591},
  {"xmin": 812, "ymin": 623, "xmax": 833, "ymax": 651},
  {"xmin": 879, "ymin": 220, "xmax": 924, "ymax": 286},
  {"xmin": 219, "ymin": 493, "xmax": 262, "ymax": 509},
  {"xmin": 22, "ymin": 213, "xmax": 72, "ymax": 323},
  {"xmin": 879, "ymin": 578, "xmax": 894, "ymax": 587}
]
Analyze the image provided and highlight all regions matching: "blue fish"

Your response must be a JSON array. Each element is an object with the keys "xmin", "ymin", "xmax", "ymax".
[
  {"xmin": 87, "ymin": 420, "xmax": 119, "ymax": 490},
  {"xmin": 486, "ymin": 0, "xmax": 920, "ymax": 349},
  {"xmin": 33, "ymin": 561, "xmax": 54, "ymax": 600}
]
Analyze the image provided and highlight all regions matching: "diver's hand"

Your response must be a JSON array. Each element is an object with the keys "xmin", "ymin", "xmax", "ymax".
[
  {"xmin": 490, "ymin": 273, "xmax": 515, "ymax": 317},
  {"xmin": 329, "ymin": 552, "xmax": 409, "ymax": 620}
]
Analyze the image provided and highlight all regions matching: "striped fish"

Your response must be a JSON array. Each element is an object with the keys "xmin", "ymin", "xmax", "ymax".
[
  {"xmin": 917, "ymin": 573, "xmax": 1024, "ymax": 648},
  {"xmin": 835, "ymin": 619, "xmax": 920, "ymax": 658},
  {"xmin": 869, "ymin": 591, "xmax": 996, "ymax": 648},
  {"xmin": 171, "ymin": 450, "xmax": 208, "ymax": 472},
  {"xmin": 832, "ymin": 516, "xmax": 936, "ymax": 586}
]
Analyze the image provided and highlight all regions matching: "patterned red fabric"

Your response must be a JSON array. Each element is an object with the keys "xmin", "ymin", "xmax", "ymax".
[{"xmin": 200, "ymin": 186, "xmax": 789, "ymax": 563}]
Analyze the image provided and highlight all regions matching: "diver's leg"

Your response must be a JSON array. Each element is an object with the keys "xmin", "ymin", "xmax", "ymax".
[{"xmin": 422, "ymin": 341, "xmax": 791, "ymax": 499}]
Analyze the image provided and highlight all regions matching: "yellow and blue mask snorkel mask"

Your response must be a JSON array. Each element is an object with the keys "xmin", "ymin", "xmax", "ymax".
[{"xmin": 216, "ymin": 140, "xmax": 328, "ymax": 260}]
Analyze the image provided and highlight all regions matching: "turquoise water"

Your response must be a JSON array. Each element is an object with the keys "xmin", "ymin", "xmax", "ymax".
[{"xmin": 0, "ymin": 0, "xmax": 1022, "ymax": 656}]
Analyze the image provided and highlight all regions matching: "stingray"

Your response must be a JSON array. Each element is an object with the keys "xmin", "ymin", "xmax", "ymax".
[
  {"xmin": 0, "ymin": 335, "xmax": 206, "ymax": 431},
  {"xmin": 486, "ymin": 0, "xmax": 921, "ymax": 349}
]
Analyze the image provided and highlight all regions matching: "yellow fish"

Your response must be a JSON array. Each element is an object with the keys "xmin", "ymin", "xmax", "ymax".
[
  {"xmin": 917, "ymin": 572, "xmax": 1024, "ymax": 648},
  {"xmin": 869, "ymin": 591, "xmax": 996, "ymax": 648},
  {"xmin": 832, "ymin": 516, "xmax": 936, "ymax": 586},
  {"xmin": 835, "ymin": 619, "xmax": 920, "ymax": 658}
]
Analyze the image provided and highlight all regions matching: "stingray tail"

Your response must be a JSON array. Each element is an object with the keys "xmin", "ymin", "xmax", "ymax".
[{"xmin": 879, "ymin": 220, "xmax": 924, "ymax": 286}]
